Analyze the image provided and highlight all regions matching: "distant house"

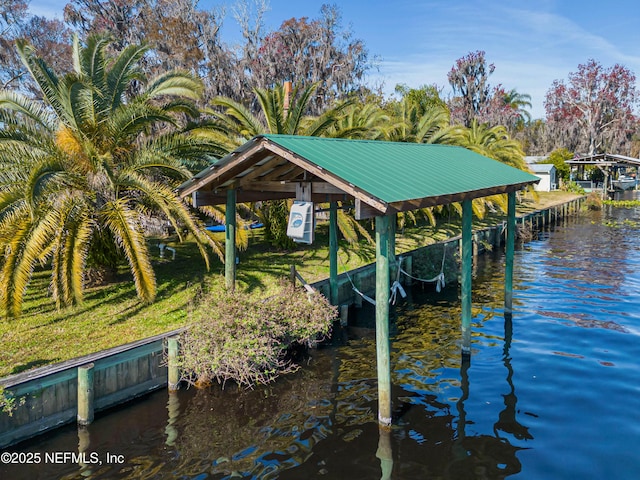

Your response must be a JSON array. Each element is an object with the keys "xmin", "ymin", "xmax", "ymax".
[{"xmin": 530, "ymin": 164, "xmax": 557, "ymax": 192}]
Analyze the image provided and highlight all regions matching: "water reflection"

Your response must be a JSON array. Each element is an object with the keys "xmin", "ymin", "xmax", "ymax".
[
  {"xmin": 493, "ymin": 315, "xmax": 532, "ymax": 442},
  {"xmin": 376, "ymin": 426, "xmax": 393, "ymax": 480},
  {"xmin": 169, "ymin": 359, "xmax": 336, "ymax": 478},
  {"xmin": 165, "ymin": 392, "xmax": 179, "ymax": 447}
]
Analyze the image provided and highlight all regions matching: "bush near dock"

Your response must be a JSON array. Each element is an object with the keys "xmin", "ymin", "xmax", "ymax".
[{"xmin": 178, "ymin": 283, "xmax": 336, "ymax": 389}]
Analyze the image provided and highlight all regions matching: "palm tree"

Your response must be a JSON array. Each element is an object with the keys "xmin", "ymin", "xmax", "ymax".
[
  {"xmin": 451, "ymin": 120, "xmax": 531, "ymax": 217},
  {"xmin": 210, "ymin": 83, "xmax": 373, "ymax": 247},
  {"xmin": 502, "ymin": 88, "xmax": 532, "ymax": 126},
  {"xmin": 0, "ymin": 34, "xmax": 225, "ymax": 317},
  {"xmin": 325, "ymin": 101, "xmax": 391, "ymax": 140},
  {"xmin": 454, "ymin": 120, "xmax": 528, "ymax": 170}
]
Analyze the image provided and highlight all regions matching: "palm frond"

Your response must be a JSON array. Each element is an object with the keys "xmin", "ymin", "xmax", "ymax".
[
  {"xmin": 209, "ymin": 97, "xmax": 265, "ymax": 139},
  {"xmin": 254, "ymin": 86, "xmax": 284, "ymax": 134},
  {"xmin": 144, "ymin": 71, "xmax": 203, "ymax": 101},
  {"xmin": 106, "ymin": 42, "xmax": 149, "ymax": 109},
  {"xmin": 15, "ymin": 39, "xmax": 67, "ymax": 123},
  {"xmin": 100, "ymin": 198, "xmax": 156, "ymax": 303},
  {"xmin": 285, "ymin": 83, "xmax": 319, "ymax": 134}
]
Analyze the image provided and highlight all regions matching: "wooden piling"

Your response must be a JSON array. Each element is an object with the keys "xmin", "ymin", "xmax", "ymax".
[
  {"xmin": 339, "ymin": 305, "xmax": 349, "ymax": 327},
  {"xmin": 167, "ymin": 338, "xmax": 180, "ymax": 391},
  {"xmin": 329, "ymin": 202, "xmax": 339, "ymax": 305},
  {"xmin": 505, "ymin": 191, "xmax": 516, "ymax": 315},
  {"xmin": 77, "ymin": 363, "xmax": 94, "ymax": 426},
  {"xmin": 461, "ymin": 200, "xmax": 472, "ymax": 357},
  {"xmin": 375, "ymin": 215, "xmax": 392, "ymax": 426},
  {"xmin": 404, "ymin": 256, "xmax": 413, "ymax": 286},
  {"xmin": 225, "ymin": 189, "xmax": 236, "ymax": 292}
]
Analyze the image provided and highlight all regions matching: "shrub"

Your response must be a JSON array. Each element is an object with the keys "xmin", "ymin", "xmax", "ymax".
[
  {"xmin": 585, "ymin": 191, "xmax": 603, "ymax": 210},
  {"xmin": 178, "ymin": 283, "xmax": 336, "ymax": 388},
  {"xmin": 1, "ymin": 386, "xmax": 24, "ymax": 417},
  {"xmin": 563, "ymin": 181, "xmax": 586, "ymax": 194}
]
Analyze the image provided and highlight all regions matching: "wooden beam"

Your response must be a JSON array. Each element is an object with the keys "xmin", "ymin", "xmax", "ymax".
[
  {"xmin": 193, "ymin": 187, "xmax": 351, "ymax": 206},
  {"xmin": 386, "ymin": 183, "xmax": 535, "ymax": 214},
  {"xmin": 241, "ymin": 181, "xmax": 347, "ymax": 195},
  {"xmin": 236, "ymin": 156, "xmax": 285, "ymax": 185},
  {"xmin": 273, "ymin": 168, "xmax": 307, "ymax": 182},
  {"xmin": 355, "ymin": 198, "xmax": 387, "ymax": 220},
  {"xmin": 179, "ymin": 140, "xmax": 271, "ymax": 198},
  {"xmin": 260, "ymin": 164, "xmax": 302, "ymax": 182},
  {"xmin": 193, "ymin": 190, "xmax": 293, "ymax": 206}
]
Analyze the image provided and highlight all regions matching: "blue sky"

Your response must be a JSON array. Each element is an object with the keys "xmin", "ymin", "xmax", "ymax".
[{"xmin": 28, "ymin": 0, "xmax": 640, "ymax": 119}]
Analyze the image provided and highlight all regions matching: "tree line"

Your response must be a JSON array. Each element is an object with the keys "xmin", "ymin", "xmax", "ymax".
[
  {"xmin": 1, "ymin": 0, "xmax": 638, "ymax": 318},
  {"xmin": 2, "ymin": 0, "xmax": 638, "ymax": 157}
]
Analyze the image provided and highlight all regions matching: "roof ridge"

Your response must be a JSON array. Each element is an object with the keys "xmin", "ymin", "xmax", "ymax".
[{"xmin": 260, "ymin": 134, "xmax": 458, "ymax": 148}]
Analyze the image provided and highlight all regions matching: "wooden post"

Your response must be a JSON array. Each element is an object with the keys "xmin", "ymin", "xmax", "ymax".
[
  {"xmin": 505, "ymin": 191, "xmax": 516, "ymax": 315},
  {"xmin": 329, "ymin": 201, "xmax": 339, "ymax": 305},
  {"xmin": 77, "ymin": 363, "xmax": 95, "ymax": 426},
  {"xmin": 375, "ymin": 215, "xmax": 392, "ymax": 426},
  {"xmin": 225, "ymin": 189, "xmax": 236, "ymax": 292},
  {"xmin": 167, "ymin": 337, "xmax": 180, "ymax": 391},
  {"xmin": 461, "ymin": 200, "xmax": 472, "ymax": 358},
  {"xmin": 404, "ymin": 256, "xmax": 413, "ymax": 286},
  {"xmin": 389, "ymin": 213, "xmax": 397, "ymax": 279},
  {"xmin": 339, "ymin": 305, "xmax": 349, "ymax": 327}
]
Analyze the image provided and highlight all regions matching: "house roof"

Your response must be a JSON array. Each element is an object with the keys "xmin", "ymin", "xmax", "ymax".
[
  {"xmin": 530, "ymin": 163, "xmax": 556, "ymax": 174},
  {"xmin": 178, "ymin": 134, "xmax": 539, "ymax": 219}
]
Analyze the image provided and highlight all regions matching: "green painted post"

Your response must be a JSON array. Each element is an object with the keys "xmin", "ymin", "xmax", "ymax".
[
  {"xmin": 404, "ymin": 256, "xmax": 413, "ymax": 286},
  {"xmin": 225, "ymin": 189, "xmax": 236, "ymax": 292},
  {"xmin": 329, "ymin": 201, "xmax": 339, "ymax": 305},
  {"xmin": 168, "ymin": 337, "xmax": 180, "ymax": 391},
  {"xmin": 505, "ymin": 191, "xmax": 516, "ymax": 315},
  {"xmin": 461, "ymin": 199, "xmax": 472, "ymax": 357},
  {"xmin": 77, "ymin": 363, "xmax": 95, "ymax": 426},
  {"xmin": 388, "ymin": 214, "xmax": 396, "ymax": 264},
  {"xmin": 375, "ymin": 215, "xmax": 392, "ymax": 426}
]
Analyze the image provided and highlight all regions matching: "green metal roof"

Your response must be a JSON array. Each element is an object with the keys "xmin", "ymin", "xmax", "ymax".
[
  {"xmin": 262, "ymin": 134, "xmax": 538, "ymax": 203},
  {"xmin": 178, "ymin": 134, "xmax": 539, "ymax": 217}
]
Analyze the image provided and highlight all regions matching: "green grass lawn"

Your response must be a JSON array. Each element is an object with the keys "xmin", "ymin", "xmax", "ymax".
[{"xmin": 0, "ymin": 191, "xmax": 581, "ymax": 378}]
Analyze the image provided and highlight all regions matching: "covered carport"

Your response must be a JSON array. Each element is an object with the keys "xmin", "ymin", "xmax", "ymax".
[{"xmin": 177, "ymin": 134, "xmax": 539, "ymax": 426}]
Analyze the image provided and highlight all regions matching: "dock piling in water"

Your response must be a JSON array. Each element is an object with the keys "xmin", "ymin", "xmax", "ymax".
[
  {"xmin": 168, "ymin": 337, "xmax": 180, "ymax": 391},
  {"xmin": 77, "ymin": 363, "xmax": 95, "ymax": 426}
]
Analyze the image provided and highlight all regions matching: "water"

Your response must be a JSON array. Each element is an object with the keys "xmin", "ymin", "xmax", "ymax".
[{"xmin": 3, "ymin": 205, "xmax": 640, "ymax": 479}]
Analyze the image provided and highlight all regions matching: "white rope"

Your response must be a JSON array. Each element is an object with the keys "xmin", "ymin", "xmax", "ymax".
[
  {"xmin": 399, "ymin": 268, "xmax": 446, "ymax": 292},
  {"xmin": 339, "ymin": 256, "xmax": 377, "ymax": 306},
  {"xmin": 389, "ymin": 256, "xmax": 407, "ymax": 305},
  {"xmin": 397, "ymin": 242, "xmax": 448, "ymax": 293},
  {"xmin": 339, "ymin": 240, "xmax": 449, "ymax": 307}
]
